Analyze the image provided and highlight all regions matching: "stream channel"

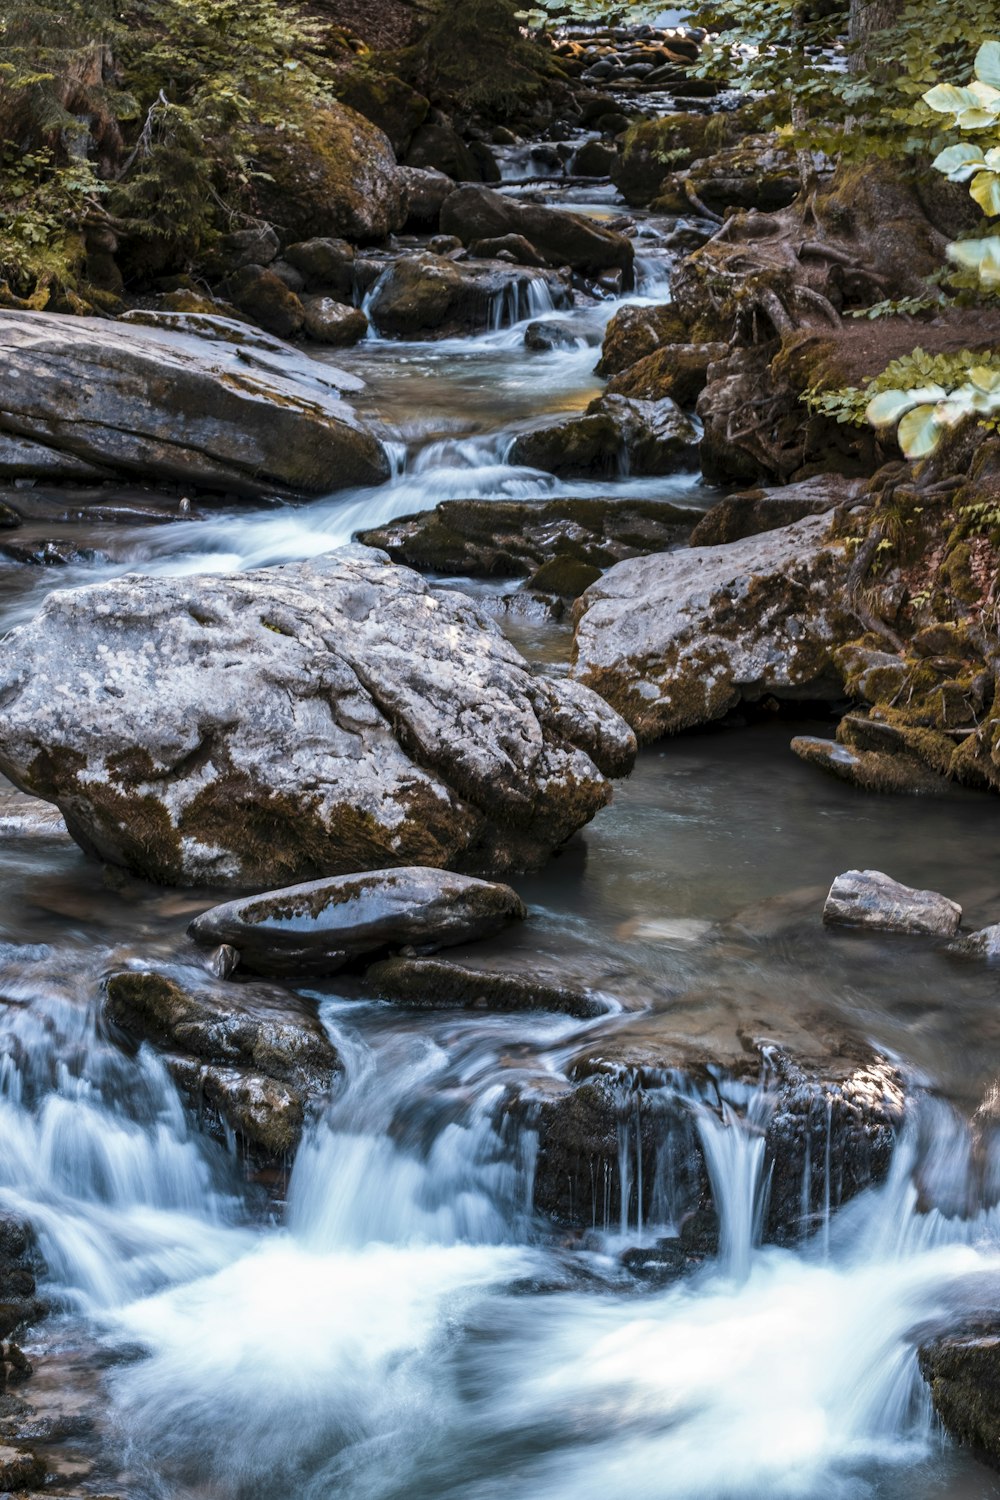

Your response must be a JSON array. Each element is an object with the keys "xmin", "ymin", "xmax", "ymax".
[{"xmin": 1, "ymin": 151, "xmax": 1000, "ymax": 1500}]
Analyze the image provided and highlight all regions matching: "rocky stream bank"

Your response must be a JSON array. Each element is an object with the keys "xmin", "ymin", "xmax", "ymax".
[{"xmin": 0, "ymin": 8, "xmax": 998, "ymax": 1494}]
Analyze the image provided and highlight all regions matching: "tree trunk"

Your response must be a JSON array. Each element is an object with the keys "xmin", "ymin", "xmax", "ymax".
[{"xmin": 848, "ymin": 0, "xmax": 904, "ymax": 76}]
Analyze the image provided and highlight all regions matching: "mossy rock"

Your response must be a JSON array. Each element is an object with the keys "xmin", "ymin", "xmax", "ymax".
[
  {"xmin": 610, "ymin": 113, "xmax": 734, "ymax": 207},
  {"xmin": 595, "ymin": 303, "xmax": 689, "ymax": 378},
  {"xmin": 526, "ymin": 555, "xmax": 602, "ymax": 597},
  {"xmin": 333, "ymin": 69, "xmax": 428, "ymax": 155}
]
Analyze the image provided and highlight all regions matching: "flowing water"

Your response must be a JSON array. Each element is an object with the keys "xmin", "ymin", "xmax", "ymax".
[{"xmin": 1, "ymin": 170, "xmax": 1000, "ymax": 1498}]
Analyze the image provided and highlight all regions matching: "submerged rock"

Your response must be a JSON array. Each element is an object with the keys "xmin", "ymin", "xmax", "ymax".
[
  {"xmin": 104, "ymin": 965, "xmax": 339, "ymax": 1158},
  {"xmin": 822, "ymin": 869, "xmax": 962, "ymax": 936},
  {"xmin": 790, "ymin": 735, "xmax": 949, "ymax": 796},
  {"xmin": 358, "ymin": 494, "xmax": 700, "ymax": 578},
  {"xmin": 571, "ymin": 513, "xmax": 855, "ymax": 742},
  {"xmin": 950, "ymin": 924, "xmax": 1000, "ymax": 958},
  {"xmin": 188, "ymin": 867, "xmax": 526, "ymax": 977},
  {"xmin": 0, "ymin": 310, "xmax": 387, "ymax": 498},
  {"xmin": 0, "ymin": 546, "xmax": 634, "ymax": 888}
]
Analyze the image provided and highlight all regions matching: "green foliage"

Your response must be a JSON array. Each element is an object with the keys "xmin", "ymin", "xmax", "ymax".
[
  {"xmin": 0, "ymin": 0, "xmax": 335, "ymax": 299},
  {"xmin": 806, "ymin": 349, "xmax": 1000, "ymax": 426}
]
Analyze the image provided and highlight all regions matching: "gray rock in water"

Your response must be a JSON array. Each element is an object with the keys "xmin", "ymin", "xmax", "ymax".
[
  {"xmin": 919, "ymin": 1326, "xmax": 1000, "ymax": 1468},
  {"xmin": 0, "ymin": 545, "xmax": 635, "ymax": 888},
  {"xmin": 0, "ymin": 309, "xmax": 387, "ymax": 497},
  {"xmin": 365, "ymin": 252, "xmax": 568, "ymax": 339},
  {"xmin": 571, "ymin": 513, "xmax": 855, "ymax": 742},
  {"xmin": 509, "ymin": 393, "xmax": 698, "ymax": 479},
  {"xmin": 950, "ymin": 923, "xmax": 1000, "ymax": 958},
  {"xmin": 364, "ymin": 954, "xmax": 608, "ymax": 1017},
  {"xmin": 822, "ymin": 869, "xmax": 962, "ymax": 936},
  {"xmin": 189, "ymin": 866, "xmax": 526, "ymax": 977}
]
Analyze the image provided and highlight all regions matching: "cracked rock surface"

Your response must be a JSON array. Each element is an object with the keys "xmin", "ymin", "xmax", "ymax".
[{"xmin": 0, "ymin": 545, "xmax": 635, "ymax": 888}]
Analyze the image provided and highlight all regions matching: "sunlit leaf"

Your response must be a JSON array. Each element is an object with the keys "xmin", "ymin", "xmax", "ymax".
[
  {"xmin": 975, "ymin": 40, "xmax": 1000, "ymax": 90},
  {"xmin": 932, "ymin": 143, "xmax": 986, "ymax": 180},
  {"xmin": 956, "ymin": 106, "xmax": 1000, "ymax": 130},
  {"xmin": 866, "ymin": 386, "xmax": 948, "ymax": 427},
  {"xmin": 922, "ymin": 83, "xmax": 980, "ymax": 114},
  {"xmin": 970, "ymin": 169, "xmax": 1000, "ymax": 216},
  {"xmin": 897, "ymin": 405, "xmax": 943, "ymax": 458},
  {"xmin": 947, "ymin": 236, "xmax": 1000, "ymax": 288}
]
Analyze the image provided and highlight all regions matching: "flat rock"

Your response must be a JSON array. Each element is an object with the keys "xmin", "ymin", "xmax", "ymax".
[
  {"xmin": 188, "ymin": 866, "xmax": 526, "ymax": 977},
  {"xmin": 0, "ymin": 546, "xmax": 635, "ymax": 888},
  {"xmin": 364, "ymin": 954, "xmax": 609, "ymax": 1017},
  {"xmin": 103, "ymin": 964, "xmax": 339, "ymax": 1159},
  {"xmin": 689, "ymin": 476, "xmax": 862, "ymax": 547},
  {"xmin": 440, "ymin": 185, "xmax": 634, "ymax": 276},
  {"xmin": 0, "ymin": 309, "xmax": 386, "ymax": 498},
  {"xmin": 365, "ymin": 252, "xmax": 568, "ymax": 338},
  {"xmin": 791, "ymin": 735, "xmax": 948, "ymax": 796},
  {"xmin": 822, "ymin": 869, "xmax": 962, "ymax": 935},
  {"xmin": 358, "ymin": 494, "xmax": 700, "ymax": 578},
  {"xmin": 571, "ymin": 513, "xmax": 856, "ymax": 742}
]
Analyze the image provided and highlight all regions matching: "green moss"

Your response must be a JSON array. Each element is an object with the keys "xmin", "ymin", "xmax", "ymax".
[{"xmin": 526, "ymin": 556, "xmax": 602, "ymax": 598}]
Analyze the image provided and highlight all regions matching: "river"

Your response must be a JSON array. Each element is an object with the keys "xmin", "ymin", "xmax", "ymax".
[{"xmin": 0, "ymin": 156, "xmax": 999, "ymax": 1500}]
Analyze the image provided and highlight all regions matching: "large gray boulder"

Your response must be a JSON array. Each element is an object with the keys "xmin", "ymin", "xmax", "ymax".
[
  {"xmin": 509, "ymin": 394, "xmax": 698, "ymax": 479},
  {"xmin": 188, "ymin": 866, "xmax": 526, "ymax": 977},
  {"xmin": 0, "ymin": 546, "xmax": 635, "ymax": 888},
  {"xmin": 0, "ymin": 310, "xmax": 388, "ymax": 497},
  {"xmin": 440, "ymin": 185, "xmax": 635, "ymax": 278},
  {"xmin": 571, "ymin": 513, "xmax": 856, "ymax": 742}
]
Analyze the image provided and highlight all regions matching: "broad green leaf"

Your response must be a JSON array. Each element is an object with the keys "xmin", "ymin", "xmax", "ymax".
[
  {"xmin": 948, "ymin": 236, "xmax": 1000, "ymax": 288},
  {"xmin": 957, "ymin": 106, "xmax": 1000, "ymax": 130},
  {"xmin": 975, "ymin": 40, "xmax": 1000, "ymax": 90},
  {"xmin": 866, "ymin": 386, "xmax": 948, "ymax": 427},
  {"xmin": 968, "ymin": 366, "xmax": 1000, "ymax": 393},
  {"xmin": 986, "ymin": 147, "xmax": 1000, "ymax": 171},
  {"xmin": 932, "ymin": 143, "xmax": 986, "ymax": 181},
  {"xmin": 922, "ymin": 83, "xmax": 980, "ymax": 114},
  {"xmin": 897, "ymin": 405, "xmax": 943, "ymax": 459},
  {"xmin": 970, "ymin": 169, "xmax": 1000, "ymax": 216},
  {"xmin": 969, "ymin": 80, "xmax": 1000, "ymax": 107}
]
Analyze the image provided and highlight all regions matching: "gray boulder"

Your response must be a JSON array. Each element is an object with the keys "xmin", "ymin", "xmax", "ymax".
[
  {"xmin": 399, "ymin": 166, "xmax": 454, "ymax": 230},
  {"xmin": 440, "ymin": 185, "xmax": 634, "ymax": 277},
  {"xmin": 0, "ymin": 546, "xmax": 635, "ymax": 888},
  {"xmin": 0, "ymin": 309, "xmax": 388, "ymax": 497},
  {"xmin": 188, "ymin": 866, "xmax": 526, "ymax": 977},
  {"xmin": 365, "ymin": 252, "xmax": 569, "ymax": 339},
  {"xmin": 951, "ymin": 923, "xmax": 1000, "ymax": 957},
  {"xmin": 571, "ymin": 513, "xmax": 856, "ymax": 742},
  {"xmin": 301, "ymin": 297, "xmax": 368, "ymax": 346},
  {"xmin": 822, "ymin": 869, "xmax": 962, "ymax": 936},
  {"xmin": 283, "ymin": 237, "xmax": 355, "ymax": 298}
]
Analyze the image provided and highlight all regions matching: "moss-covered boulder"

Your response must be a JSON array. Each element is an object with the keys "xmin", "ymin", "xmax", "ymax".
[
  {"xmin": 0, "ymin": 546, "xmax": 634, "ymax": 888},
  {"xmin": 509, "ymin": 394, "xmax": 698, "ymax": 479},
  {"xmin": 689, "ymin": 476, "xmax": 861, "ymax": 547},
  {"xmin": 610, "ymin": 112, "xmax": 734, "ymax": 206},
  {"xmin": 250, "ymin": 103, "xmax": 406, "ymax": 244},
  {"xmin": 607, "ymin": 341, "xmax": 726, "ymax": 406},
  {"xmin": 222, "ymin": 266, "xmax": 305, "ymax": 340},
  {"xmin": 334, "ymin": 70, "xmax": 429, "ymax": 155},
  {"xmin": 595, "ymin": 302, "xmax": 689, "ymax": 377}
]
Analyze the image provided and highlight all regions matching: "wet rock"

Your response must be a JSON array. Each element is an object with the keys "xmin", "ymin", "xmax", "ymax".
[
  {"xmin": 607, "ymin": 341, "xmax": 726, "ymax": 407},
  {"xmin": 0, "ymin": 434, "xmax": 110, "ymax": 484},
  {"xmin": 0, "ymin": 546, "xmax": 634, "ymax": 887},
  {"xmin": 655, "ymin": 138, "xmax": 802, "ymax": 218},
  {"xmin": 523, "ymin": 320, "xmax": 583, "ymax": 352},
  {"xmin": 250, "ymin": 103, "xmax": 406, "ymax": 243},
  {"xmin": 440, "ymin": 185, "xmax": 634, "ymax": 278},
  {"xmin": 919, "ymin": 1327, "xmax": 1000, "ymax": 1469},
  {"xmin": 469, "ymin": 234, "xmax": 550, "ymax": 269},
  {"xmin": 364, "ymin": 955, "xmax": 608, "ymax": 1017},
  {"xmin": 365, "ymin": 252, "xmax": 568, "ymax": 339},
  {"xmin": 0, "ymin": 1443, "xmax": 44, "ymax": 1490},
  {"xmin": 572, "ymin": 139, "xmax": 617, "ymax": 177},
  {"xmin": 595, "ymin": 302, "xmax": 688, "ymax": 377},
  {"xmin": 790, "ymin": 736, "xmax": 947, "ymax": 796},
  {"xmin": 0, "ymin": 789, "xmax": 72, "ymax": 843},
  {"xmin": 571, "ymin": 513, "xmax": 855, "ymax": 742},
  {"xmin": 399, "ymin": 166, "xmax": 454, "ymax": 231},
  {"xmin": 509, "ymin": 394, "xmax": 698, "ymax": 479},
  {"xmin": 217, "ymin": 266, "xmax": 306, "ymax": 340},
  {"xmin": 301, "ymin": 298, "xmax": 368, "ymax": 346},
  {"xmin": 689, "ymin": 476, "xmax": 860, "ymax": 547},
  {"xmin": 358, "ymin": 494, "xmax": 699, "ymax": 577},
  {"xmin": 822, "ymin": 869, "xmax": 962, "ymax": 936},
  {"xmin": 283, "ymin": 238, "xmax": 355, "ymax": 299},
  {"xmin": 525, "ymin": 1032, "xmax": 903, "ymax": 1239},
  {"xmin": 0, "ymin": 310, "xmax": 387, "ymax": 499},
  {"xmin": 104, "ymin": 965, "xmax": 338, "ymax": 1158},
  {"xmin": 950, "ymin": 924, "xmax": 1000, "ymax": 958},
  {"xmin": 526, "ymin": 556, "xmax": 602, "ymax": 597},
  {"xmin": 611, "ymin": 113, "xmax": 735, "ymax": 206},
  {"xmin": 188, "ymin": 866, "xmax": 526, "ymax": 977},
  {"xmin": 404, "ymin": 123, "xmax": 483, "ymax": 182}
]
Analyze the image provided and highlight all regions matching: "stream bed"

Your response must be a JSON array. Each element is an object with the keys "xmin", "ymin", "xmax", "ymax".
[{"xmin": 0, "ymin": 184, "xmax": 999, "ymax": 1499}]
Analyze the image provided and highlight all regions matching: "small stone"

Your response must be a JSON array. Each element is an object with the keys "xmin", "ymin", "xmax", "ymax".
[
  {"xmin": 209, "ymin": 944, "xmax": 241, "ymax": 980},
  {"xmin": 949, "ymin": 923, "xmax": 1000, "ymax": 958},
  {"xmin": 822, "ymin": 869, "xmax": 961, "ymax": 936}
]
